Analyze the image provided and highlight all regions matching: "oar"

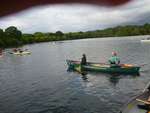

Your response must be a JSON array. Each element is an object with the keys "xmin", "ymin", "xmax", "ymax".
[
  {"xmin": 131, "ymin": 63, "xmax": 149, "ymax": 67},
  {"xmin": 74, "ymin": 66, "xmax": 87, "ymax": 75},
  {"xmin": 77, "ymin": 58, "xmax": 108, "ymax": 65},
  {"xmin": 75, "ymin": 66, "xmax": 82, "ymax": 73},
  {"xmin": 136, "ymin": 99, "xmax": 150, "ymax": 105},
  {"xmin": 139, "ymin": 64, "xmax": 149, "ymax": 67},
  {"xmin": 143, "ymin": 81, "xmax": 150, "ymax": 92}
]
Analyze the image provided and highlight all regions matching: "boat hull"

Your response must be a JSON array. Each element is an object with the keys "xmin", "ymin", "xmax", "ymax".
[
  {"xmin": 66, "ymin": 60, "xmax": 140, "ymax": 74},
  {"xmin": 120, "ymin": 91, "xmax": 150, "ymax": 113}
]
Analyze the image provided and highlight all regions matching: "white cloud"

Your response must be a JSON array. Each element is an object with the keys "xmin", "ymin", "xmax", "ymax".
[{"xmin": 0, "ymin": 0, "xmax": 150, "ymax": 33}]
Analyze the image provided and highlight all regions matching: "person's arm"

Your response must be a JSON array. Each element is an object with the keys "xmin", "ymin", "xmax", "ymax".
[
  {"xmin": 0, "ymin": 0, "xmax": 131, "ymax": 17},
  {"xmin": 108, "ymin": 57, "xmax": 112, "ymax": 63},
  {"xmin": 116, "ymin": 57, "xmax": 120, "ymax": 64}
]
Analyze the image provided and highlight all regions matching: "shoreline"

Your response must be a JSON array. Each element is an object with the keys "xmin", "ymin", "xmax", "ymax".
[
  {"xmin": 1, "ymin": 23, "xmax": 150, "ymax": 48},
  {"xmin": 1, "ymin": 34, "xmax": 149, "ymax": 49}
]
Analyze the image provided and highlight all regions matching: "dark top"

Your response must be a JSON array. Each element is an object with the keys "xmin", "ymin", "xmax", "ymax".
[{"xmin": 81, "ymin": 56, "xmax": 87, "ymax": 65}]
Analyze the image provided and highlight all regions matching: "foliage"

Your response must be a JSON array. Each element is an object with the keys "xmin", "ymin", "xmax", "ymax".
[
  {"xmin": 0, "ymin": 26, "xmax": 23, "ymax": 47},
  {"xmin": 1, "ymin": 23, "xmax": 150, "ymax": 47}
]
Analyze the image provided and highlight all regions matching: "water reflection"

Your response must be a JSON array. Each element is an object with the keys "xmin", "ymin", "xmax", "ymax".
[
  {"xmin": 110, "ymin": 73, "xmax": 140, "ymax": 84},
  {"xmin": 67, "ymin": 66, "xmax": 140, "ymax": 87},
  {"xmin": 1, "ymin": 36, "xmax": 150, "ymax": 113},
  {"xmin": 109, "ymin": 74, "xmax": 121, "ymax": 86},
  {"xmin": 81, "ymin": 74, "xmax": 88, "ymax": 81}
]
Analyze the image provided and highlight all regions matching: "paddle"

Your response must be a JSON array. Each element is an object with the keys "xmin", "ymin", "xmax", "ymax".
[
  {"xmin": 136, "ymin": 85, "xmax": 150, "ymax": 104},
  {"xmin": 75, "ymin": 66, "xmax": 82, "ymax": 73},
  {"xmin": 143, "ymin": 81, "xmax": 150, "ymax": 92},
  {"xmin": 136, "ymin": 99, "xmax": 150, "ymax": 105},
  {"xmin": 76, "ymin": 66, "xmax": 87, "ymax": 75},
  {"xmin": 139, "ymin": 63, "xmax": 149, "ymax": 67}
]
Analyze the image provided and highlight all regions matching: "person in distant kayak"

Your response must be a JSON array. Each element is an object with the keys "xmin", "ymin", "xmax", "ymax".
[
  {"xmin": 13, "ymin": 48, "xmax": 18, "ymax": 52},
  {"xmin": 81, "ymin": 54, "xmax": 87, "ymax": 65},
  {"xmin": 18, "ymin": 48, "xmax": 23, "ymax": 53},
  {"xmin": 108, "ymin": 51, "xmax": 120, "ymax": 66}
]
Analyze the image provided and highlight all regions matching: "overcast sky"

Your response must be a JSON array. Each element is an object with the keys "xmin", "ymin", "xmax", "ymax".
[{"xmin": 0, "ymin": 0, "xmax": 150, "ymax": 33}]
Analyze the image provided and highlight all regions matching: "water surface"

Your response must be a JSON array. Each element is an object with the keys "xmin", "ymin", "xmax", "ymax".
[{"xmin": 0, "ymin": 36, "xmax": 150, "ymax": 113}]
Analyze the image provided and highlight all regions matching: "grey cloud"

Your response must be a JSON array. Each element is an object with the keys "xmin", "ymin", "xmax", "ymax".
[{"xmin": 0, "ymin": 0, "xmax": 150, "ymax": 33}]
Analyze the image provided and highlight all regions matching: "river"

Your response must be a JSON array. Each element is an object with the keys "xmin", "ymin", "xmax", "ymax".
[{"xmin": 0, "ymin": 36, "xmax": 150, "ymax": 113}]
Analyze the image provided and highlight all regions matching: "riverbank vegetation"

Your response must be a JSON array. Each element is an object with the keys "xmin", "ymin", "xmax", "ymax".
[{"xmin": 1, "ymin": 23, "xmax": 150, "ymax": 47}]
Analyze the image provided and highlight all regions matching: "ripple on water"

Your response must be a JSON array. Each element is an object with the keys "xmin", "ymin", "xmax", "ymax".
[{"xmin": 0, "ymin": 36, "xmax": 150, "ymax": 113}]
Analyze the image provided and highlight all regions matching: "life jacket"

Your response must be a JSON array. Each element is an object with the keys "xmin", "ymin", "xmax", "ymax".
[{"xmin": 109, "ymin": 56, "xmax": 120, "ymax": 64}]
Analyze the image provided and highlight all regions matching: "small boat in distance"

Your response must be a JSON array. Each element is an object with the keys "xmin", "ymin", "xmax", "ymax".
[
  {"xmin": 9, "ymin": 49, "xmax": 31, "ymax": 55},
  {"xmin": 66, "ymin": 60, "xmax": 140, "ymax": 74},
  {"xmin": 10, "ymin": 51, "xmax": 31, "ymax": 55},
  {"xmin": 141, "ymin": 37, "xmax": 150, "ymax": 43}
]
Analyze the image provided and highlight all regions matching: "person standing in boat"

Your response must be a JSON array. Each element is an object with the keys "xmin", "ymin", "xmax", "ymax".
[
  {"xmin": 108, "ymin": 51, "xmax": 120, "ymax": 67},
  {"xmin": 81, "ymin": 54, "xmax": 87, "ymax": 65}
]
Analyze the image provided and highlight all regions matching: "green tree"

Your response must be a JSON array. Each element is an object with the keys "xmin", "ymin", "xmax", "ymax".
[
  {"xmin": 5, "ymin": 26, "xmax": 22, "ymax": 40},
  {"xmin": 55, "ymin": 31, "xmax": 64, "ymax": 37},
  {"xmin": 34, "ymin": 32, "xmax": 44, "ymax": 37},
  {"xmin": 0, "ymin": 28, "xmax": 5, "ymax": 47},
  {"xmin": 0, "ymin": 28, "xmax": 4, "ymax": 38}
]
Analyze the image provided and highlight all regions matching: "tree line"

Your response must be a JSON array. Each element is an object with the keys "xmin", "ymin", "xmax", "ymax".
[{"xmin": 1, "ymin": 23, "xmax": 150, "ymax": 47}]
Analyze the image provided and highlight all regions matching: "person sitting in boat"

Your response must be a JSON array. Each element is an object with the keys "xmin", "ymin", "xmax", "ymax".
[
  {"xmin": 13, "ymin": 48, "xmax": 18, "ymax": 52},
  {"xmin": 18, "ymin": 48, "xmax": 23, "ymax": 53},
  {"xmin": 25, "ymin": 49, "xmax": 28, "ymax": 51},
  {"xmin": 108, "ymin": 51, "xmax": 120, "ymax": 67},
  {"xmin": 81, "ymin": 54, "xmax": 87, "ymax": 65}
]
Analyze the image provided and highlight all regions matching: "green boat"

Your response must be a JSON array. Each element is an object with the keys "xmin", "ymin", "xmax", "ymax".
[
  {"xmin": 66, "ymin": 60, "xmax": 140, "ymax": 74},
  {"xmin": 120, "ymin": 83, "xmax": 150, "ymax": 113}
]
